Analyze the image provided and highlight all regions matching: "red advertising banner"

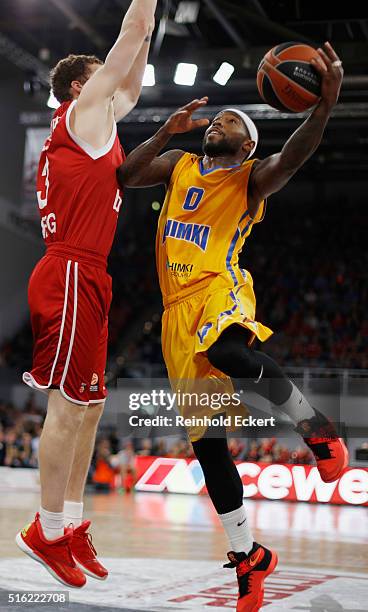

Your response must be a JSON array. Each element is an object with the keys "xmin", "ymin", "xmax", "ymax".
[{"xmin": 134, "ymin": 457, "xmax": 368, "ymax": 506}]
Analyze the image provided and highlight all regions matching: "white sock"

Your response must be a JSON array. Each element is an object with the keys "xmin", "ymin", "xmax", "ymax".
[
  {"xmin": 219, "ymin": 505, "xmax": 253, "ymax": 554},
  {"xmin": 39, "ymin": 507, "xmax": 64, "ymax": 541},
  {"xmin": 277, "ymin": 382, "xmax": 315, "ymax": 425},
  {"xmin": 64, "ymin": 500, "xmax": 84, "ymax": 528}
]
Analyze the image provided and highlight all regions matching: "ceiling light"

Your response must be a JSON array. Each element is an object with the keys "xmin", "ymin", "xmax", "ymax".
[
  {"xmin": 142, "ymin": 64, "xmax": 155, "ymax": 87},
  {"xmin": 175, "ymin": 1, "xmax": 200, "ymax": 24},
  {"xmin": 213, "ymin": 62, "xmax": 235, "ymax": 86},
  {"xmin": 174, "ymin": 63, "xmax": 198, "ymax": 86}
]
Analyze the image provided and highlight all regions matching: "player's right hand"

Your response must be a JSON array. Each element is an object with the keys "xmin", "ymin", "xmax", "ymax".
[
  {"xmin": 163, "ymin": 98, "xmax": 209, "ymax": 134},
  {"xmin": 311, "ymin": 42, "xmax": 343, "ymax": 110}
]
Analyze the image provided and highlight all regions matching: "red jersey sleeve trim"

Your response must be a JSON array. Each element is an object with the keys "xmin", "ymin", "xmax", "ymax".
[{"xmin": 65, "ymin": 100, "xmax": 117, "ymax": 160}]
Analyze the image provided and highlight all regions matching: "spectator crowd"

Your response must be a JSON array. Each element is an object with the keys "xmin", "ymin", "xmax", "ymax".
[
  {"xmin": 0, "ymin": 396, "xmax": 314, "ymax": 494},
  {"xmin": 0, "ymin": 393, "xmax": 318, "ymax": 504},
  {"xmin": 1, "ymin": 198, "xmax": 367, "ymax": 377}
]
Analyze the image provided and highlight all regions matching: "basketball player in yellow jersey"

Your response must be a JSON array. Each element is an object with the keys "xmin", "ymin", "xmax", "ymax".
[{"xmin": 118, "ymin": 42, "xmax": 348, "ymax": 611}]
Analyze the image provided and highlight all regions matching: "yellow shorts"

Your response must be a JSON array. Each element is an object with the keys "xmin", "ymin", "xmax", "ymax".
[{"xmin": 161, "ymin": 269, "xmax": 272, "ymax": 441}]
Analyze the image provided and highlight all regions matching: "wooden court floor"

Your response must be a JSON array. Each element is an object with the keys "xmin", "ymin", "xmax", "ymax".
[{"xmin": 0, "ymin": 492, "xmax": 367, "ymax": 611}]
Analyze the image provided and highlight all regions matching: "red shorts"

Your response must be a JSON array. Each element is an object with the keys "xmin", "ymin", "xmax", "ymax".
[{"xmin": 23, "ymin": 245, "xmax": 112, "ymax": 405}]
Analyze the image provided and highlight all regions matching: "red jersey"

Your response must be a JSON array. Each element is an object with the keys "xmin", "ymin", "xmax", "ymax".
[{"xmin": 36, "ymin": 100, "xmax": 125, "ymax": 259}]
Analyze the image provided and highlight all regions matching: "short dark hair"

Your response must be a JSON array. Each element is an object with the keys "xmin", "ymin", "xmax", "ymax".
[{"xmin": 50, "ymin": 54, "xmax": 103, "ymax": 103}]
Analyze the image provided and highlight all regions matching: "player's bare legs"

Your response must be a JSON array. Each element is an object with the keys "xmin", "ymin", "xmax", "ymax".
[
  {"xmin": 15, "ymin": 390, "xmax": 87, "ymax": 588},
  {"xmin": 39, "ymin": 390, "xmax": 87, "ymax": 512},
  {"xmin": 65, "ymin": 402, "xmax": 105, "ymax": 505},
  {"xmin": 63, "ymin": 401, "xmax": 108, "ymax": 580},
  {"xmin": 16, "ymin": 394, "xmax": 107, "ymax": 585}
]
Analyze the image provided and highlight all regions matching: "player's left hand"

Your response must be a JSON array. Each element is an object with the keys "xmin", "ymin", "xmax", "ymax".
[
  {"xmin": 311, "ymin": 42, "xmax": 343, "ymax": 109},
  {"xmin": 163, "ymin": 97, "xmax": 210, "ymax": 134}
]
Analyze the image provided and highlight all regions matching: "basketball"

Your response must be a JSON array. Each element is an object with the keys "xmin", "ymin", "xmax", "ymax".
[{"xmin": 257, "ymin": 42, "xmax": 322, "ymax": 113}]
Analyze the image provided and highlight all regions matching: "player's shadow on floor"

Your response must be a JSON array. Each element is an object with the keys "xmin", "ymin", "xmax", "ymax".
[{"xmin": 293, "ymin": 593, "xmax": 365, "ymax": 611}]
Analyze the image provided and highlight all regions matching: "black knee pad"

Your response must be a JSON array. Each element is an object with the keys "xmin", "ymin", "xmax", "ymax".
[{"xmin": 207, "ymin": 325, "xmax": 261, "ymax": 379}]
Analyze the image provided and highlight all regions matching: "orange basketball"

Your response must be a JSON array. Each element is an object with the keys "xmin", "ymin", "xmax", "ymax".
[{"xmin": 257, "ymin": 42, "xmax": 322, "ymax": 113}]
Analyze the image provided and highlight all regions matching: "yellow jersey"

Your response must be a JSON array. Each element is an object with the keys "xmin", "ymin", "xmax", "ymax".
[{"xmin": 156, "ymin": 152, "xmax": 265, "ymax": 300}]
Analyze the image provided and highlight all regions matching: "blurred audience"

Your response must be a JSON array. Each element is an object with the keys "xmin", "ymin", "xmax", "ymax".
[
  {"xmin": 0, "ymin": 396, "xmax": 316, "ymax": 487},
  {"xmin": 0, "ymin": 396, "xmax": 43, "ymax": 468},
  {"xmin": 1, "ymin": 199, "xmax": 367, "ymax": 377}
]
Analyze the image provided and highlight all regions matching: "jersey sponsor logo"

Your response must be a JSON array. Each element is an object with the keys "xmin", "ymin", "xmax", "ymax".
[
  {"xmin": 166, "ymin": 260, "xmax": 194, "ymax": 279},
  {"xmin": 162, "ymin": 219, "xmax": 210, "ymax": 252},
  {"xmin": 40, "ymin": 213, "xmax": 56, "ymax": 239}
]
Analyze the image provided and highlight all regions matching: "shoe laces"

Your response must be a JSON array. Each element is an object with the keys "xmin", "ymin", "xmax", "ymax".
[{"xmin": 76, "ymin": 531, "xmax": 97, "ymax": 557}]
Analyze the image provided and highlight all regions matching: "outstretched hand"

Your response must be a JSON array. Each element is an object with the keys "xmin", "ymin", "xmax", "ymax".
[
  {"xmin": 311, "ymin": 41, "xmax": 343, "ymax": 109},
  {"xmin": 164, "ymin": 97, "xmax": 210, "ymax": 134}
]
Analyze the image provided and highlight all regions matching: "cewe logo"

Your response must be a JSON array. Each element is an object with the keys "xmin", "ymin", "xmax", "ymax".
[
  {"xmin": 134, "ymin": 458, "xmax": 368, "ymax": 506},
  {"xmin": 135, "ymin": 458, "xmax": 205, "ymax": 494},
  {"xmin": 238, "ymin": 463, "xmax": 368, "ymax": 506}
]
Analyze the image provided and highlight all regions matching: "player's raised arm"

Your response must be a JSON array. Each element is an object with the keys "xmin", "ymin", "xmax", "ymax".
[
  {"xmin": 112, "ymin": 34, "xmax": 152, "ymax": 123},
  {"xmin": 72, "ymin": 0, "xmax": 157, "ymax": 148},
  {"xmin": 117, "ymin": 98, "xmax": 209, "ymax": 188},
  {"xmin": 248, "ymin": 42, "xmax": 343, "ymax": 213}
]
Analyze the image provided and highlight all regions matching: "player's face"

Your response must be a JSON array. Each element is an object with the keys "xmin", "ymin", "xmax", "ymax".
[
  {"xmin": 202, "ymin": 112, "xmax": 250, "ymax": 157},
  {"xmin": 72, "ymin": 63, "xmax": 103, "ymax": 98},
  {"xmin": 76, "ymin": 63, "xmax": 102, "ymax": 90},
  {"xmin": 85, "ymin": 63, "xmax": 102, "ymax": 82}
]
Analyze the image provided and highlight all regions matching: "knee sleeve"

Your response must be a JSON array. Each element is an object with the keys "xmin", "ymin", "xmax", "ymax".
[
  {"xmin": 207, "ymin": 325, "xmax": 263, "ymax": 379},
  {"xmin": 207, "ymin": 324, "xmax": 292, "ymax": 404},
  {"xmin": 192, "ymin": 432, "xmax": 243, "ymax": 514}
]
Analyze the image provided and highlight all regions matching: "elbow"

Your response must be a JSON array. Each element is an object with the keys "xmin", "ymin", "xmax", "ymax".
[
  {"xmin": 278, "ymin": 151, "xmax": 302, "ymax": 174},
  {"xmin": 137, "ymin": 14, "xmax": 155, "ymax": 35},
  {"xmin": 117, "ymin": 167, "xmax": 138, "ymax": 188},
  {"xmin": 126, "ymin": 15, "xmax": 153, "ymax": 40}
]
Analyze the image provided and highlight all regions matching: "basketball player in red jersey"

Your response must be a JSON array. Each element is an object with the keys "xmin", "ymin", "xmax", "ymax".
[
  {"xmin": 118, "ymin": 43, "xmax": 347, "ymax": 611},
  {"xmin": 16, "ymin": 0, "xmax": 158, "ymax": 589}
]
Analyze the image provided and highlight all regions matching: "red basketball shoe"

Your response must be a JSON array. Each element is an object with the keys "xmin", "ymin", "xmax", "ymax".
[
  {"xmin": 296, "ymin": 409, "xmax": 349, "ymax": 482},
  {"xmin": 224, "ymin": 543, "xmax": 278, "ymax": 612},
  {"xmin": 15, "ymin": 513, "xmax": 86, "ymax": 588},
  {"xmin": 71, "ymin": 520, "xmax": 108, "ymax": 580}
]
